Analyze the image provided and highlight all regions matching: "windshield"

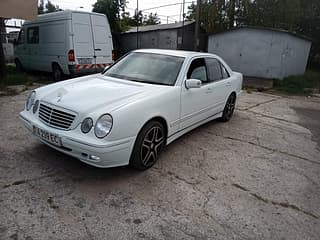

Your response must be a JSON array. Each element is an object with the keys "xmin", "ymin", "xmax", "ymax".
[{"xmin": 104, "ymin": 52, "xmax": 185, "ymax": 86}]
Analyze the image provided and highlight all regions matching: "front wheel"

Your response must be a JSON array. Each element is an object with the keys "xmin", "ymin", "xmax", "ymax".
[
  {"xmin": 220, "ymin": 93, "xmax": 236, "ymax": 122},
  {"xmin": 130, "ymin": 121, "xmax": 165, "ymax": 170}
]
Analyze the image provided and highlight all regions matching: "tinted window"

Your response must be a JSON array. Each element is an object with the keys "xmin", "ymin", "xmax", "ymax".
[
  {"xmin": 187, "ymin": 58, "xmax": 208, "ymax": 83},
  {"xmin": 221, "ymin": 63, "xmax": 230, "ymax": 79},
  {"xmin": 27, "ymin": 27, "xmax": 39, "ymax": 44},
  {"xmin": 205, "ymin": 58, "xmax": 223, "ymax": 81},
  {"xmin": 104, "ymin": 52, "xmax": 184, "ymax": 86}
]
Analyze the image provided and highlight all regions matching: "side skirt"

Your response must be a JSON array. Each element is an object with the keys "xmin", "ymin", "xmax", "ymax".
[{"xmin": 166, "ymin": 112, "xmax": 223, "ymax": 145}]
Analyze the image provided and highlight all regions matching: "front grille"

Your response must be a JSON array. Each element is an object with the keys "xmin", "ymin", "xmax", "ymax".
[{"xmin": 39, "ymin": 103, "xmax": 76, "ymax": 130}]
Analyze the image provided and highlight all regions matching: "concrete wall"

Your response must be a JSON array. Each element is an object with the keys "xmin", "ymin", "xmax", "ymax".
[{"xmin": 208, "ymin": 28, "xmax": 312, "ymax": 79}]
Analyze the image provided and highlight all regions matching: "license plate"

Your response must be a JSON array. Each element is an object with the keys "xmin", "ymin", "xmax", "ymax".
[
  {"xmin": 77, "ymin": 58, "xmax": 92, "ymax": 64},
  {"xmin": 33, "ymin": 126, "xmax": 61, "ymax": 147}
]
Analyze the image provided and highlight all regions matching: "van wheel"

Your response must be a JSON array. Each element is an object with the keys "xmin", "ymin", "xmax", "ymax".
[
  {"xmin": 15, "ymin": 59, "xmax": 24, "ymax": 72},
  {"xmin": 52, "ymin": 64, "xmax": 63, "ymax": 81}
]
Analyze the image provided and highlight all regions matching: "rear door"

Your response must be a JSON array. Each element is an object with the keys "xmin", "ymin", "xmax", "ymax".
[
  {"xmin": 205, "ymin": 57, "xmax": 233, "ymax": 113},
  {"xmin": 72, "ymin": 12, "xmax": 95, "ymax": 68},
  {"xmin": 90, "ymin": 14, "xmax": 113, "ymax": 68}
]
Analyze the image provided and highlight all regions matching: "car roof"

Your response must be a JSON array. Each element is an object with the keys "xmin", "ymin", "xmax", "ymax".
[{"xmin": 133, "ymin": 49, "xmax": 218, "ymax": 59}]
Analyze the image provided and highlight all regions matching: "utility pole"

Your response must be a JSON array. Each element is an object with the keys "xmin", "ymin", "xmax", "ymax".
[
  {"xmin": 136, "ymin": 0, "xmax": 139, "ymax": 49},
  {"xmin": 181, "ymin": 0, "xmax": 185, "ymax": 49},
  {"xmin": 194, "ymin": 0, "xmax": 200, "ymax": 51},
  {"xmin": 0, "ymin": 18, "xmax": 6, "ymax": 80}
]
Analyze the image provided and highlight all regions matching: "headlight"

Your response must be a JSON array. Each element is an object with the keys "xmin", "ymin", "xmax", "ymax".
[
  {"xmin": 26, "ymin": 91, "xmax": 36, "ymax": 111},
  {"xmin": 94, "ymin": 114, "xmax": 113, "ymax": 138},
  {"xmin": 81, "ymin": 117, "xmax": 93, "ymax": 134},
  {"xmin": 33, "ymin": 100, "xmax": 39, "ymax": 114}
]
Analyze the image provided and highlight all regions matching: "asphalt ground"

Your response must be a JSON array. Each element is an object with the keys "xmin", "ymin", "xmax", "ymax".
[{"xmin": 0, "ymin": 90, "xmax": 319, "ymax": 240}]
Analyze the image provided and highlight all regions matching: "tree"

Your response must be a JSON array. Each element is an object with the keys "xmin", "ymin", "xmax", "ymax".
[
  {"xmin": 45, "ymin": 0, "xmax": 61, "ymax": 13},
  {"xmin": 92, "ymin": 0, "xmax": 126, "ymax": 33},
  {"xmin": 38, "ymin": 0, "xmax": 61, "ymax": 14},
  {"xmin": 186, "ymin": 0, "xmax": 320, "ymax": 66},
  {"xmin": 143, "ymin": 13, "xmax": 161, "ymax": 25}
]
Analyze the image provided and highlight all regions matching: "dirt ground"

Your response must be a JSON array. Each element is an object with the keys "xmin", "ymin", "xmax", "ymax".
[{"xmin": 0, "ymin": 90, "xmax": 319, "ymax": 240}]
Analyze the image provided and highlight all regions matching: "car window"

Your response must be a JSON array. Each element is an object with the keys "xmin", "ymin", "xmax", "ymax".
[
  {"xmin": 27, "ymin": 27, "xmax": 39, "ymax": 44},
  {"xmin": 205, "ymin": 58, "xmax": 223, "ymax": 81},
  {"xmin": 221, "ymin": 63, "xmax": 230, "ymax": 79},
  {"xmin": 187, "ymin": 58, "xmax": 208, "ymax": 83},
  {"xmin": 17, "ymin": 29, "xmax": 25, "ymax": 44},
  {"xmin": 104, "ymin": 52, "xmax": 184, "ymax": 86}
]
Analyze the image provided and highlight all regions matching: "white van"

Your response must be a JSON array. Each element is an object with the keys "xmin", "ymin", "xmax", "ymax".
[{"xmin": 14, "ymin": 10, "xmax": 114, "ymax": 80}]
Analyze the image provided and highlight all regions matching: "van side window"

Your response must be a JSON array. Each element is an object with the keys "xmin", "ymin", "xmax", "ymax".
[
  {"xmin": 205, "ymin": 58, "xmax": 223, "ymax": 82},
  {"xmin": 187, "ymin": 58, "xmax": 208, "ymax": 83},
  {"xmin": 27, "ymin": 27, "xmax": 39, "ymax": 44},
  {"xmin": 17, "ymin": 29, "xmax": 25, "ymax": 44}
]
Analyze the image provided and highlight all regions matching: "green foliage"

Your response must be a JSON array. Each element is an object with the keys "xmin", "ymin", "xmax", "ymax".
[
  {"xmin": 0, "ymin": 66, "xmax": 53, "ymax": 89},
  {"xmin": 92, "ymin": 0, "xmax": 126, "ymax": 33},
  {"xmin": 274, "ymin": 71, "xmax": 320, "ymax": 94},
  {"xmin": 143, "ymin": 13, "xmax": 161, "ymax": 26},
  {"xmin": 38, "ymin": 0, "xmax": 61, "ymax": 14}
]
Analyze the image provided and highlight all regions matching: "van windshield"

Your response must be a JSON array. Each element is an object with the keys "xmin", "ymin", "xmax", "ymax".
[{"xmin": 104, "ymin": 52, "xmax": 185, "ymax": 86}]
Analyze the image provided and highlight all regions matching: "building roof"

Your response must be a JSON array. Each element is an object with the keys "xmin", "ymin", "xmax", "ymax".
[
  {"xmin": 208, "ymin": 26, "xmax": 312, "ymax": 42},
  {"xmin": 124, "ymin": 21, "xmax": 195, "ymax": 34}
]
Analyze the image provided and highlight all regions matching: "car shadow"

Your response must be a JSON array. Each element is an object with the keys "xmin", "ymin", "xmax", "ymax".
[{"xmin": 28, "ymin": 114, "xmax": 238, "ymax": 184}]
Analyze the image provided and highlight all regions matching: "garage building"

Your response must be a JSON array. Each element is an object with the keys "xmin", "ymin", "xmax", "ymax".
[
  {"xmin": 207, "ymin": 27, "xmax": 312, "ymax": 79},
  {"xmin": 119, "ymin": 21, "xmax": 206, "ymax": 54}
]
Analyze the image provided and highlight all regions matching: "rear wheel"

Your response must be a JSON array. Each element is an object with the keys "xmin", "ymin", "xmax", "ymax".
[
  {"xmin": 220, "ymin": 93, "xmax": 236, "ymax": 122},
  {"xmin": 130, "ymin": 121, "xmax": 165, "ymax": 170},
  {"xmin": 52, "ymin": 64, "xmax": 63, "ymax": 81},
  {"xmin": 15, "ymin": 59, "xmax": 23, "ymax": 72}
]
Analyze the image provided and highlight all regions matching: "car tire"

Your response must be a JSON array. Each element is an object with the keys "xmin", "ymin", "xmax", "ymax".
[
  {"xmin": 130, "ymin": 121, "xmax": 165, "ymax": 170},
  {"xmin": 52, "ymin": 64, "xmax": 63, "ymax": 81},
  {"xmin": 220, "ymin": 93, "xmax": 236, "ymax": 122},
  {"xmin": 15, "ymin": 59, "xmax": 24, "ymax": 72}
]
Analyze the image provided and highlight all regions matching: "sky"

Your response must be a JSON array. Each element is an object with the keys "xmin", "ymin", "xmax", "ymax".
[{"xmin": 6, "ymin": 0, "xmax": 194, "ymax": 32}]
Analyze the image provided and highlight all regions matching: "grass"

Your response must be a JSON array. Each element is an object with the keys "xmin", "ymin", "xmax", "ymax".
[
  {"xmin": 0, "ymin": 65, "xmax": 53, "ymax": 90},
  {"xmin": 273, "ymin": 70, "xmax": 320, "ymax": 95}
]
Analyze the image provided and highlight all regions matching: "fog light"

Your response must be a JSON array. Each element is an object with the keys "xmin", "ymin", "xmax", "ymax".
[{"xmin": 89, "ymin": 155, "xmax": 100, "ymax": 161}]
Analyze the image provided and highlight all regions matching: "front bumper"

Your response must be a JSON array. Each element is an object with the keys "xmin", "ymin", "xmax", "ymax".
[{"xmin": 20, "ymin": 111, "xmax": 135, "ymax": 168}]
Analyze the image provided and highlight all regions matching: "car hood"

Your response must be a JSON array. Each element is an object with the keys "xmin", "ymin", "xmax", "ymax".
[{"xmin": 38, "ymin": 74, "xmax": 162, "ymax": 116}]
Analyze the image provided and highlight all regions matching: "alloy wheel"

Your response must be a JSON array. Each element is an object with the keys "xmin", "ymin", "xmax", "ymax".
[{"xmin": 140, "ymin": 126, "xmax": 164, "ymax": 167}]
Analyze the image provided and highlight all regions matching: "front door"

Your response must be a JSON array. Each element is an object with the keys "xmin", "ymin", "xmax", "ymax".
[
  {"xmin": 25, "ymin": 26, "xmax": 40, "ymax": 70},
  {"xmin": 180, "ymin": 57, "xmax": 218, "ymax": 130}
]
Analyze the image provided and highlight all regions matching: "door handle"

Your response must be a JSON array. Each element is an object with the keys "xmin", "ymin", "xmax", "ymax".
[
  {"xmin": 94, "ymin": 48, "xmax": 102, "ymax": 51},
  {"xmin": 226, "ymin": 82, "xmax": 231, "ymax": 86},
  {"xmin": 206, "ymin": 88, "xmax": 212, "ymax": 94}
]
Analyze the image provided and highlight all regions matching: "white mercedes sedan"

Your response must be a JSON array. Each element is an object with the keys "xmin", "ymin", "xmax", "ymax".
[{"xmin": 20, "ymin": 49, "xmax": 242, "ymax": 170}]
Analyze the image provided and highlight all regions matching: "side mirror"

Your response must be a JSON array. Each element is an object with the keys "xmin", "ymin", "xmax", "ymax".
[
  {"xmin": 185, "ymin": 79, "xmax": 202, "ymax": 89},
  {"xmin": 104, "ymin": 65, "xmax": 110, "ymax": 71},
  {"xmin": 101, "ymin": 65, "xmax": 111, "ymax": 74}
]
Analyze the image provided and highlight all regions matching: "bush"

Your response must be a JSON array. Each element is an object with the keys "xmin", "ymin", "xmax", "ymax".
[
  {"xmin": 274, "ymin": 70, "xmax": 320, "ymax": 95},
  {"xmin": 1, "ymin": 65, "xmax": 52, "ymax": 89}
]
